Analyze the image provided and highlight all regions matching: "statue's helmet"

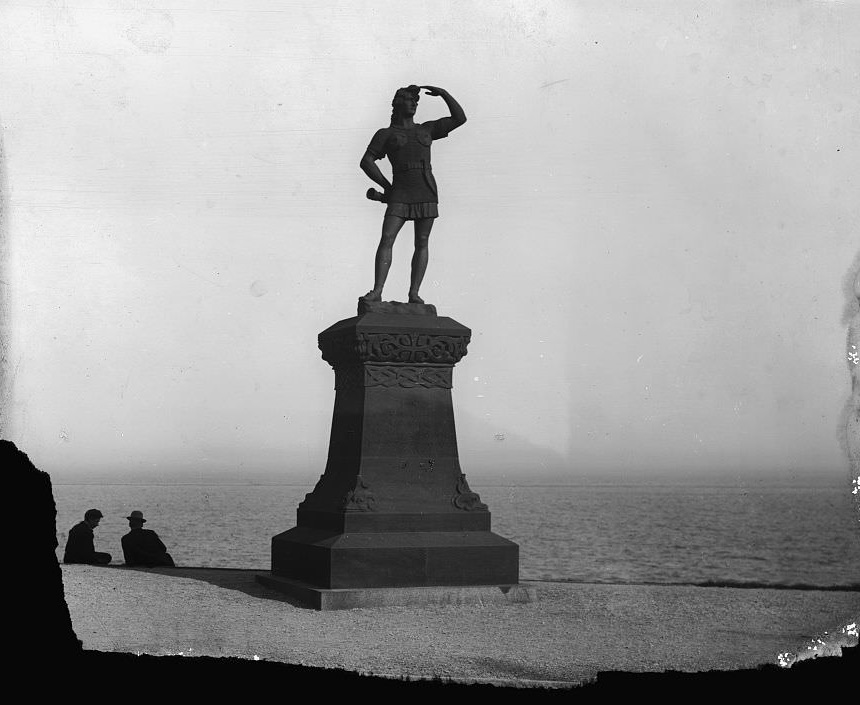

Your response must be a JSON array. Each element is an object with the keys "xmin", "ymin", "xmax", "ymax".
[{"xmin": 391, "ymin": 85, "xmax": 420, "ymax": 114}]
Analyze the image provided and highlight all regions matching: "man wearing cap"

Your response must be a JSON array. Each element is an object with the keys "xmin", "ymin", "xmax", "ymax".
[
  {"xmin": 63, "ymin": 509, "xmax": 112, "ymax": 565},
  {"xmin": 121, "ymin": 510, "xmax": 175, "ymax": 567}
]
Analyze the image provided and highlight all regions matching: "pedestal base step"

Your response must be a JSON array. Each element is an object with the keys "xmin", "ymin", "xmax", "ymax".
[
  {"xmin": 255, "ymin": 573, "xmax": 536, "ymax": 611},
  {"xmin": 271, "ymin": 528, "xmax": 519, "ymax": 587}
]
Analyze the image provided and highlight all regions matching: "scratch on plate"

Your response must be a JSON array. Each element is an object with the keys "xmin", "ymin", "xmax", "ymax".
[
  {"xmin": 540, "ymin": 78, "xmax": 569, "ymax": 89},
  {"xmin": 171, "ymin": 258, "xmax": 226, "ymax": 288}
]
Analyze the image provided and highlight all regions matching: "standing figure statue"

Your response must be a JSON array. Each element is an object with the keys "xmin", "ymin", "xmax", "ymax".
[{"xmin": 360, "ymin": 85, "xmax": 466, "ymax": 304}]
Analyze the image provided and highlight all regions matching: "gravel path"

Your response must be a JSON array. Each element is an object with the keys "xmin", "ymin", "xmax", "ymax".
[{"xmin": 61, "ymin": 565, "xmax": 859, "ymax": 687}]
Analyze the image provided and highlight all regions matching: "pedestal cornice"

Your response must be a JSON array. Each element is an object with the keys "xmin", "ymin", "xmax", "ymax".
[{"xmin": 318, "ymin": 313, "xmax": 471, "ymax": 367}]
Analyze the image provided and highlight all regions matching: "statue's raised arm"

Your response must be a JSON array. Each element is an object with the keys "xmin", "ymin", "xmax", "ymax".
[
  {"xmin": 359, "ymin": 85, "xmax": 467, "ymax": 306},
  {"xmin": 420, "ymin": 86, "xmax": 467, "ymax": 129}
]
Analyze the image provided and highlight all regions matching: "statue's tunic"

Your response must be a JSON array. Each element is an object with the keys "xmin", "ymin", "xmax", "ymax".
[{"xmin": 366, "ymin": 117, "xmax": 455, "ymax": 220}]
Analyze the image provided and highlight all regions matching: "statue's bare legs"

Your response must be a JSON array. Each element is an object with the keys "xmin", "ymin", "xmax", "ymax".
[
  {"xmin": 363, "ymin": 215, "xmax": 434, "ymax": 303},
  {"xmin": 408, "ymin": 218, "xmax": 434, "ymax": 303},
  {"xmin": 363, "ymin": 215, "xmax": 407, "ymax": 302}
]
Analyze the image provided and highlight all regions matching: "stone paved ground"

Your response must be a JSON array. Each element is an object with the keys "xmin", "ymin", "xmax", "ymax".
[{"xmin": 61, "ymin": 565, "xmax": 859, "ymax": 687}]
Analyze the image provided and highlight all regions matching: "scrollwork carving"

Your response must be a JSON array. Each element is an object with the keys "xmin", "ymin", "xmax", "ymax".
[
  {"xmin": 342, "ymin": 475, "xmax": 376, "ymax": 511},
  {"xmin": 366, "ymin": 365, "xmax": 452, "ymax": 389},
  {"xmin": 363, "ymin": 332, "xmax": 469, "ymax": 364},
  {"xmin": 298, "ymin": 474, "xmax": 328, "ymax": 510},
  {"xmin": 452, "ymin": 473, "xmax": 488, "ymax": 511},
  {"xmin": 334, "ymin": 364, "xmax": 453, "ymax": 390},
  {"xmin": 320, "ymin": 331, "xmax": 469, "ymax": 366}
]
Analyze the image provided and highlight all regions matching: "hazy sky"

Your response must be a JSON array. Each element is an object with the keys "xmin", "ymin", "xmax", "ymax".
[{"xmin": 1, "ymin": 1, "xmax": 858, "ymax": 482}]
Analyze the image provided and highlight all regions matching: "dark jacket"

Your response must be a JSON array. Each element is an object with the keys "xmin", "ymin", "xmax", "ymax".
[
  {"xmin": 63, "ymin": 521, "xmax": 97, "ymax": 564},
  {"xmin": 121, "ymin": 528, "xmax": 175, "ymax": 567}
]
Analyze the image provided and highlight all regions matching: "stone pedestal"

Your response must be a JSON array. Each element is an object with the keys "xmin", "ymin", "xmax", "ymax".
[{"xmin": 260, "ymin": 302, "xmax": 523, "ymax": 603}]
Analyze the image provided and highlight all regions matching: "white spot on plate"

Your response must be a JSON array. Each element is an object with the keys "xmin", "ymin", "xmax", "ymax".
[{"xmin": 126, "ymin": 11, "xmax": 174, "ymax": 53}]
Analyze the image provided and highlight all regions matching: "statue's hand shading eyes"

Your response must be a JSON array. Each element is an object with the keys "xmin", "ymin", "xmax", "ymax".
[{"xmin": 420, "ymin": 85, "xmax": 443, "ymax": 96}]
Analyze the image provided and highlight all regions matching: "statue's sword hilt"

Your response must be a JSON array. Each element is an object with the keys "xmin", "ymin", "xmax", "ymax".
[{"xmin": 366, "ymin": 188, "xmax": 387, "ymax": 203}]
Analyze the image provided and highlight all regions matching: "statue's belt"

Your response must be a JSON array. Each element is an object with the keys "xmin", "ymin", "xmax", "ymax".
[{"xmin": 393, "ymin": 161, "xmax": 432, "ymax": 174}]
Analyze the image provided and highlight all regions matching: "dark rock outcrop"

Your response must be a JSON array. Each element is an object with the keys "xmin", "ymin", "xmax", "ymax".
[{"xmin": 4, "ymin": 440, "xmax": 81, "ymax": 656}]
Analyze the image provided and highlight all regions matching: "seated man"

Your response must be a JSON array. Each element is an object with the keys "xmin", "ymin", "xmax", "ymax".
[
  {"xmin": 64, "ymin": 509, "xmax": 112, "ymax": 565},
  {"xmin": 121, "ymin": 510, "xmax": 175, "ymax": 567}
]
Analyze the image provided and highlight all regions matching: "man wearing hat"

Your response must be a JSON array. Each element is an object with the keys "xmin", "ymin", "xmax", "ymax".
[
  {"xmin": 63, "ymin": 509, "xmax": 112, "ymax": 564},
  {"xmin": 121, "ymin": 510, "xmax": 175, "ymax": 567}
]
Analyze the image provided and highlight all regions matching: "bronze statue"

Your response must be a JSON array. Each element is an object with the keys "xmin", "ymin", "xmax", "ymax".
[{"xmin": 360, "ymin": 85, "xmax": 466, "ymax": 304}]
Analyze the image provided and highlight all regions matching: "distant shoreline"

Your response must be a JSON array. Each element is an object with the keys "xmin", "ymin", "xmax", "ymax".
[{"xmin": 52, "ymin": 473, "xmax": 856, "ymax": 489}]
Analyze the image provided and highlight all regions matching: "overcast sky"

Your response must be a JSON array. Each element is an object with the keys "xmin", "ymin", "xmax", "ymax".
[{"xmin": 1, "ymin": 1, "xmax": 858, "ymax": 483}]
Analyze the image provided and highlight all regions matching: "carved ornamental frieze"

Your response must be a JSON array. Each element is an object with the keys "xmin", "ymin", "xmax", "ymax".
[
  {"xmin": 334, "ymin": 364, "xmax": 453, "ymax": 390},
  {"xmin": 320, "ymin": 330, "xmax": 470, "ymax": 367}
]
